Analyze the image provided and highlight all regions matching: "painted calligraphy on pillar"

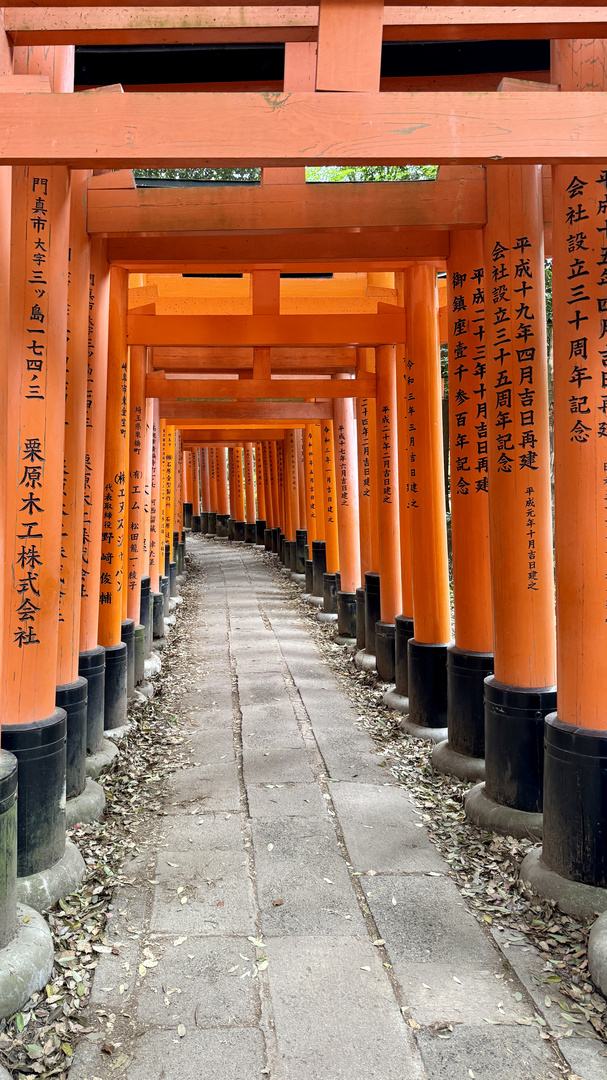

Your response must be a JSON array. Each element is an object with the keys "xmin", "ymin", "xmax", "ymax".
[
  {"xmin": 337, "ymin": 424, "xmax": 349, "ymax": 507},
  {"xmin": 359, "ymin": 400, "xmax": 371, "ymax": 501},
  {"xmin": 380, "ymin": 405, "xmax": 393, "ymax": 505},
  {"xmin": 323, "ymin": 425, "xmax": 335, "ymax": 524},
  {"xmin": 448, "ymin": 264, "xmax": 488, "ymax": 496},
  {"xmin": 81, "ymin": 271, "xmax": 96, "ymax": 599},
  {"xmin": 306, "ymin": 429, "xmax": 316, "ymax": 521}
]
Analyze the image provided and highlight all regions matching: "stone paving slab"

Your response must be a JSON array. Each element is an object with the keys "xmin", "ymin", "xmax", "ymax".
[
  {"xmin": 246, "ymin": 781, "xmax": 329, "ymax": 820},
  {"xmin": 330, "ymin": 782, "xmax": 446, "ymax": 873},
  {"xmin": 71, "ymin": 1029, "xmax": 266, "ymax": 1080},
  {"xmin": 165, "ymin": 762, "xmax": 242, "ymax": 813}
]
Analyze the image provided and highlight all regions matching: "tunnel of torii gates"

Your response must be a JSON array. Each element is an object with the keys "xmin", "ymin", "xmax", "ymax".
[{"xmin": 1, "ymin": 8, "xmax": 607, "ymax": 1011}]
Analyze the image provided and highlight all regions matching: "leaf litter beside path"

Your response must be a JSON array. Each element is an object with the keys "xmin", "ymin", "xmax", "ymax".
[
  {"xmin": 0, "ymin": 559, "xmax": 201, "ymax": 1080},
  {"xmin": 259, "ymin": 552, "xmax": 607, "ymax": 1063}
]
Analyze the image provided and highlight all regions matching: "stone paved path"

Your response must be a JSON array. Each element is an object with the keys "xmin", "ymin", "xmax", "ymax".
[{"xmin": 71, "ymin": 538, "xmax": 597, "ymax": 1080}]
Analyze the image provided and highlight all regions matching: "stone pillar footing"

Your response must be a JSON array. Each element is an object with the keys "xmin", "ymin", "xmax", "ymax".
[
  {"xmin": 432, "ymin": 740, "xmax": 485, "ymax": 783},
  {"xmin": 191, "ymin": 514, "xmax": 202, "ymax": 534},
  {"xmin": 465, "ymin": 782, "xmax": 542, "ymax": 840},
  {"xmin": 394, "ymin": 616, "xmax": 414, "ymax": 698},
  {"xmin": 86, "ymin": 738, "xmax": 119, "ymax": 779},
  {"xmin": 355, "ymin": 587, "xmax": 366, "ymax": 651},
  {"xmin": 312, "ymin": 541, "xmax": 326, "ymax": 597},
  {"xmin": 519, "ymin": 848, "xmax": 607, "ymax": 921},
  {"xmin": 337, "ymin": 590, "xmax": 357, "ymax": 642},
  {"xmin": 0, "ymin": 905, "xmax": 54, "ymax": 1019},
  {"xmin": 245, "ymin": 522, "xmax": 256, "ymax": 544},
  {"xmin": 408, "ymin": 639, "xmax": 449, "ymax": 730},
  {"xmin": 65, "ymin": 777, "xmax": 106, "ymax": 828},
  {"xmin": 447, "ymin": 646, "xmax": 494, "ymax": 760},
  {"xmin": 484, "ymin": 678, "xmax": 556, "ymax": 816},
  {"xmin": 16, "ymin": 840, "xmax": 86, "ymax": 913},
  {"xmin": 364, "ymin": 572, "xmax": 380, "ymax": 657},
  {"xmin": 355, "ymin": 649, "xmax": 376, "ymax": 673},
  {"xmin": 589, "ymin": 912, "xmax": 607, "ymax": 998},
  {"xmin": 397, "ymin": 714, "xmax": 448, "ymax": 744},
  {"xmin": 206, "ymin": 511, "xmax": 217, "ymax": 535}
]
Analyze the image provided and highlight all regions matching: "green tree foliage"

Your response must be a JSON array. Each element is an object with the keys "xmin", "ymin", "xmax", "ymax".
[{"xmin": 133, "ymin": 165, "xmax": 437, "ymax": 183}]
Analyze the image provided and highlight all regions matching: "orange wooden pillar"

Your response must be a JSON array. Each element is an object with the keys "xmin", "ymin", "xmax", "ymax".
[
  {"xmin": 465, "ymin": 165, "xmax": 556, "ymax": 833},
  {"xmin": 56, "ymin": 168, "xmax": 91, "ymax": 805},
  {"xmin": 159, "ymin": 421, "xmax": 168, "ymax": 585},
  {"xmin": 183, "ymin": 449, "xmax": 195, "ymax": 531},
  {"xmin": 193, "ymin": 448, "xmax": 204, "ymax": 533},
  {"xmin": 244, "ymin": 442, "xmax": 256, "ymax": 543},
  {"xmin": 127, "ymin": 343, "xmax": 147, "ymax": 682},
  {"xmin": 79, "ymin": 238, "xmax": 110, "ymax": 754},
  {"xmin": 333, "ymin": 378, "xmax": 361, "ymax": 640},
  {"xmin": 268, "ymin": 440, "xmax": 280, "ymax": 550},
  {"xmin": 172, "ymin": 429, "xmax": 183, "ymax": 564},
  {"xmin": 227, "ymin": 446, "xmax": 236, "ymax": 534},
  {"xmin": 148, "ymin": 397, "xmax": 165, "ymax": 641},
  {"xmin": 520, "ymin": 39, "xmax": 607, "ymax": 896},
  {"xmin": 216, "ymin": 446, "xmax": 230, "ymax": 537},
  {"xmin": 233, "ymin": 446, "xmax": 246, "ymax": 540},
  {"xmin": 372, "ymin": 345, "xmax": 401, "ymax": 678},
  {"xmin": 432, "ymin": 232, "xmax": 494, "ymax": 775},
  {"xmin": 304, "ymin": 425, "xmax": 319, "ymax": 546},
  {"xmin": 254, "ymin": 439, "xmax": 267, "ymax": 544},
  {"xmin": 391, "ymin": 335, "xmax": 415, "ymax": 699},
  {"xmin": 190, "ymin": 449, "xmax": 201, "ymax": 531},
  {"xmin": 401, "ymin": 269, "xmax": 451, "ymax": 728},
  {"xmin": 142, "ymin": 399, "xmax": 153, "ymax": 581},
  {"xmin": 0, "ymin": 75, "xmax": 76, "ymax": 888},
  {"xmin": 309, "ymin": 422, "xmax": 327, "ymax": 598},
  {"xmin": 207, "ymin": 447, "xmax": 217, "ymax": 534},
  {"xmin": 98, "ymin": 267, "xmax": 130, "ymax": 721},
  {"xmin": 284, "ymin": 428, "xmax": 299, "ymax": 567},
  {"xmin": 355, "ymin": 348, "xmax": 380, "ymax": 654},
  {"xmin": 318, "ymin": 419, "xmax": 340, "ymax": 615}
]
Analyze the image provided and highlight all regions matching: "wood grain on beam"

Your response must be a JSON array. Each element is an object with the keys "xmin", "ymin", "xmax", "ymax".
[
  {"xmin": 147, "ymin": 374, "xmax": 376, "ymax": 398},
  {"xmin": 159, "ymin": 400, "xmax": 334, "ymax": 421},
  {"xmin": 87, "ymin": 177, "xmax": 486, "ymax": 234},
  {"xmin": 129, "ymin": 314, "xmax": 407, "ymax": 346},
  {"xmin": 152, "ymin": 346, "xmax": 357, "ymax": 373},
  {"xmin": 2, "ymin": 91, "xmax": 607, "ymax": 167}
]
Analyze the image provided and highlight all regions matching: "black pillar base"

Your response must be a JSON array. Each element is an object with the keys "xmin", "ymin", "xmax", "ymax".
[
  {"xmin": 295, "ymin": 529, "xmax": 307, "ymax": 573},
  {"xmin": 152, "ymin": 592, "xmax": 165, "ymax": 639},
  {"xmin": 408, "ymin": 640, "xmax": 449, "ymax": 729},
  {"xmin": 447, "ymin": 646, "xmax": 494, "ymax": 760},
  {"xmin": 78, "ymin": 646, "xmax": 105, "ymax": 754},
  {"xmin": 376, "ymin": 621, "xmax": 396, "ymax": 683},
  {"xmin": 56, "ymin": 677, "xmax": 88, "ymax": 800},
  {"xmin": 1, "ymin": 709, "xmax": 66, "ymax": 879},
  {"xmin": 207, "ymin": 511, "xmax": 217, "ymax": 535},
  {"xmin": 541, "ymin": 715, "xmax": 607, "ymax": 888},
  {"xmin": 140, "ymin": 575, "xmax": 152, "ymax": 658},
  {"xmin": 355, "ymin": 588, "xmax": 366, "ymax": 650},
  {"xmin": 121, "ymin": 618, "xmax": 136, "ymax": 698},
  {"xmin": 323, "ymin": 572, "xmax": 338, "ymax": 614},
  {"xmin": 183, "ymin": 502, "xmax": 193, "ymax": 530},
  {"xmin": 177, "ymin": 542, "xmax": 185, "ymax": 576},
  {"xmin": 280, "ymin": 537, "xmax": 287, "ymax": 564},
  {"xmin": 484, "ymin": 677, "xmax": 557, "ymax": 814},
  {"xmin": 161, "ymin": 575, "xmax": 170, "ymax": 617},
  {"xmin": 264, "ymin": 528, "xmax": 273, "ymax": 551},
  {"xmin": 104, "ymin": 641, "xmax": 128, "ymax": 729},
  {"xmin": 234, "ymin": 520, "xmax": 245, "ymax": 542},
  {"xmin": 192, "ymin": 513, "xmax": 202, "ymax": 533},
  {"xmin": 255, "ymin": 519, "xmax": 266, "ymax": 544},
  {"xmin": 216, "ymin": 513, "xmax": 229, "ymax": 538},
  {"xmin": 172, "ymin": 530, "xmax": 179, "ymax": 563},
  {"xmin": 228, "ymin": 518, "xmax": 236, "ymax": 541},
  {"xmin": 164, "ymin": 541, "xmax": 171, "ymax": 578},
  {"xmin": 0, "ymin": 750, "xmax": 17, "ymax": 948},
  {"xmin": 364, "ymin": 572, "xmax": 381, "ymax": 657},
  {"xmin": 271, "ymin": 528, "xmax": 280, "ymax": 554},
  {"xmin": 290, "ymin": 541, "xmax": 298, "ymax": 574},
  {"xmin": 394, "ymin": 616, "xmax": 414, "ymax": 698},
  {"xmin": 312, "ymin": 541, "xmax": 326, "ymax": 596},
  {"xmin": 305, "ymin": 559, "xmax": 314, "ymax": 593},
  {"xmin": 134, "ymin": 625, "xmax": 145, "ymax": 686},
  {"xmin": 245, "ymin": 522, "xmax": 256, "ymax": 544},
  {"xmin": 337, "ymin": 591, "xmax": 357, "ymax": 640},
  {"xmin": 169, "ymin": 562, "xmax": 178, "ymax": 597}
]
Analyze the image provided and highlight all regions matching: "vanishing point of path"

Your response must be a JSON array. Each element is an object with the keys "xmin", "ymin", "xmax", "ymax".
[{"xmin": 71, "ymin": 537, "xmax": 584, "ymax": 1080}]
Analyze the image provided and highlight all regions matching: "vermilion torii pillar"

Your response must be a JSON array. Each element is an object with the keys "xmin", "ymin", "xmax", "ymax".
[
  {"xmin": 373, "ymin": 344, "xmax": 402, "ymax": 679},
  {"xmin": 199, "ymin": 447, "xmax": 210, "ymax": 535},
  {"xmin": 522, "ymin": 39, "xmax": 607, "ymax": 912},
  {"xmin": 149, "ymin": 398, "xmax": 164, "ymax": 641},
  {"xmin": 216, "ymin": 446, "xmax": 230, "ymax": 538},
  {"xmin": 355, "ymin": 348, "xmax": 380, "ymax": 657},
  {"xmin": 334, "ymin": 376, "xmax": 361, "ymax": 642},
  {"xmin": 254, "ymin": 440, "xmax": 266, "ymax": 544},
  {"xmin": 389, "ymin": 335, "xmax": 415, "ymax": 708},
  {"xmin": 434, "ymin": 231, "xmax": 494, "ymax": 781},
  {"xmin": 207, "ymin": 446, "xmax": 218, "ymax": 535},
  {"xmin": 319, "ymin": 419, "xmax": 340, "ymax": 621},
  {"xmin": 98, "ymin": 266, "xmax": 130, "ymax": 726},
  {"xmin": 79, "ymin": 238, "xmax": 110, "ymax": 757},
  {"xmin": 191, "ymin": 449, "xmax": 202, "ymax": 533},
  {"xmin": 233, "ymin": 445, "xmax": 246, "ymax": 541},
  {"xmin": 244, "ymin": 441, "xmax": 256, "ymax": 544},
  {"xmin": 466, "ymin": 165, "xmax": 557, "ymax": 837},
  {"xmin": 127, "ymin": 344, "xmax": 147, "ymax": 685},
  {"xmin": 1, "ymin": 44, "xmax": 86, "ymax": 904}
]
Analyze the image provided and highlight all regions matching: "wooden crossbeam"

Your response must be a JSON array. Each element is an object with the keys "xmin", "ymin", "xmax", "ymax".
[
  {"xmin": 152, "ymin": 346, "xmax": 357, "ymax": 373},
  {"xmin": 179, "ymin": 428, "xmax": 288, "ymax": 442},
  {"xmin": 147, "ymin": 374, "xmax": 375, "ymax": 398},
  {"xmin": 129, "ymin": 314, "xmax": 407, "ymax": 346},
  {"xmin": 6, "ymin": 6, "xmax": 603, "ymax": 45},
  {"xmin": 2, "ymin": 91, "xmax": 607, "ymax": 167},
  {"xmin": 87, "ymin": 177, "xmax": 486, "ymax": 234},
  {"xmin": 159, "ymin": 400, "xmax": 333, "ymax": 420}
]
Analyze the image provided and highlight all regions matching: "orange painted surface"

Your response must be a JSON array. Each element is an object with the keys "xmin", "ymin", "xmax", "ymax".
[
  {"xmin": 159, "ymin": 420, "xmax": 168, "ymax": 570},
  {"xmin": 216, "ymin": 446, "xmax": 229, "ymax": 517},
  {"xmin": 130, "ymin": 314, "xmax": 406, "ymax": 348},
  {"xmin": 321, "ymin": 420, "xmax": 340, "ymax": 574},
  {"xmin": 304, "ymin": 424, "xmax": 318, "ymax": 543},
  {"xmin": 356, "ymin": 388, "xmax": 380, "ymax": 577},
  {"xmin": 333, "ymin": 379, "xmax": 361, "ymax": 594},
  {"xmin": 484, "ymin": 165, "xmax": 555, "ymax": 687},
  {"xmin": 375, "ymin": 345, "xmax": 401, "ymax": 623},
  {"xmin": 57, "ymin": 170, "xmax": 91, "ymax": 685},
  {"xmin": 244, "ymin": 442, "xmax": 256, "ymax": 523},
  {"xmin": 163, "ymin": 423, "xmax": 175, "ymax": 558},
  {"xmin": 142, "ymin": 396, "xmax": 153, "ymax": 578},
  {"xmin": 148, "ymin": 398, "xmax": 161, "ymax": 594},
  {"xmin": 80, "ymin": 239, "xmax": 110, "ymax": 651},
  {"xmin": 184, "ymin": 449, "xmax": 195, "ymax": 504},
  {"xmin": 296, "ymin": 429, "xmax": 307, "ymax": 531},
  {"xmin": 192, "ymin": 449, "xmax": 201, "ymax": 516},
  {"xmin": 254, "ymin": 440, "xmax": 266, "ymax": 522},
  {"xmin": 235, "ymin": 446, "xmax": 246, "ymax": 521},
  {"xmin": 127, "ymin": 344, "xmax": 146, "ymax": 622},
  {"xmin": 447, "ymin": 232, "xmax": 493, "ymax": 652},
  {"xmin": 208, "ymin": 446, "xmax": 218, "ymax": 514},
  {"xmin": 285, "ymin": 429, "xmax": 300, "ymax": 539},
  {"xmin": 266, "ymin": 440, "xmax": 278, "ymax": 529},
  {"xmin": 98, "ymin": 267, "xmax": 128, "ymax": 649},
  {"xmin": 228, "ymin": 447, "xmax": 236, "ymax": 519},
  {"xmin": 3, "ymin": 162, "xmax": 70, "ymax": 720},
  {"xmin": 174, "ymin": 430, "xmax": 183, "ymax": 536},
  {"xmin": 394, "ymin": 341, "xmax": 413, "ymax": 618},
  {"xmin": 277, "ymin": 441, "xmax": 287, "ymax": 533},
  {"xmin": 403, "ymin": 266, "xmax": 451, "ymax": 643},
  {"xmin": 311, "ymin": 422, "xmax": 325, "ymax": 542},
  {"xmin": 316, "ymin": 0, "xmax": 383, "ymax": 92}
]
